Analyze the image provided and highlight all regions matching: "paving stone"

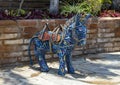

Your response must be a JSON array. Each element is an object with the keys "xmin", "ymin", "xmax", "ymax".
[{"xmin": 0, "ymin": 52, "xmax": 120, "ymax": 85}]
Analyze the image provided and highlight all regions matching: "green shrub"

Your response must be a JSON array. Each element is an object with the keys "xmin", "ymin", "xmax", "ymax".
[
  {"xmin": 61, "ymin": 1, "xmax": 92, "ymax": 15},
  {"xmin": 60, "ymin": 0, "xmax": 112, "ymax": 16}
]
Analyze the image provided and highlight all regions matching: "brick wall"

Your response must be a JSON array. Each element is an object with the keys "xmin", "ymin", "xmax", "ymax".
[{"xmin": 0, "ymin": 17, "xmax": 120, "ymax": 65}]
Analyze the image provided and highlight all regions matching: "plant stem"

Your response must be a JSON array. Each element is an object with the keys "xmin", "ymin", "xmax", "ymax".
[{"xmin": 17, "ymin": 0, "xmax": 24, "ymax": 16}]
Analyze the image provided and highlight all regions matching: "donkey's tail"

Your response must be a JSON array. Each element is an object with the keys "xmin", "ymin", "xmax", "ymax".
[{"xmin": 28, "ymin": 36, "xmax": 38, "ymax": 66}]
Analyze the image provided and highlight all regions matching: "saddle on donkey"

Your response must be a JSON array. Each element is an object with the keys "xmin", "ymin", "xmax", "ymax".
[{"xmin": 28, "ymin": 14, "xmax": 91, "ymax": 76}]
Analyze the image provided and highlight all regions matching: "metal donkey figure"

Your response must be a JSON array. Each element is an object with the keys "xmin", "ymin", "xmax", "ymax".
[{"xmin": 28, "ymin": 14, "xmax": 91, "ymax": 76}]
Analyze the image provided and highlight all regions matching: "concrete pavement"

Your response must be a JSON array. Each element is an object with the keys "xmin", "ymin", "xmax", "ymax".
[{"xmin": 0, "ymin": 52, "xmax": 120, "ymax": 85}]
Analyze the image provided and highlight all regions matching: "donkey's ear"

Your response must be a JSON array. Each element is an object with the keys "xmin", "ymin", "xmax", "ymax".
[
  {"xmin": 82, "ymin": 14, "xmax": 91, "ymax": 25},
  {"xmin": 86, "ymin": 14, "xmax": 91, "ymax": 20},
  {"xmin": 76, "ymin": 14, "xmax": 81, "ymax": 20},
  {"xmin": 75, "ymin": 14, "xmax": 81, "ymax": 26}
]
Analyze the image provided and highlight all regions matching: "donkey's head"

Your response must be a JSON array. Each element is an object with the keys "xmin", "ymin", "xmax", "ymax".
[
  {"xmin": 61, "ymin": 14, "xmax": 90, "ymax": 46},
  {"xmin": 73, "ymin": 14, "xmax": 91, "ymax": 46}
]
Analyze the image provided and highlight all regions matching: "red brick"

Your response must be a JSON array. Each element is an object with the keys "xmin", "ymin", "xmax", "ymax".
[
  {"xmin": 97, "ymin": 48, "xmax": 105, "ymax": 53},
  {"xmin": 115, "ymin": 28, "xmax": 120, "ymax": 37},
  {"xmin": 0, "ymin": 40, "xmax": 2, "ymax": 45},
  {"xmin": 99, "ymin": 18, "xmax": 116, "ymax": 29},
  {"xmin": 88, "ymin": 24, "xmax": 98, "ymax": 29},
  {"xmin": 0, "ymin": 26, "xmax": 21, "ymax": 34},
  {"xmin": 74, "ymin": 47, "xmax": 84, "ymax": 51},
  {"xmin": 0, "ymin": 45, "xmax": 22, "ymax": 52},
  {"xmin": 3, "ymin": 52, "xmax": 23, "ymax": 57},
  {"xmin": 88, "ymin": 44, "xmax": 98, "ymax": 49},
  {"xmin": 104, "ymin": 43, "xmax": 113, "ymax": 47},
  {"xmin": 0, "ymin": 33, "xmax": 18, "ymax": 40},
  {"xmin": 114, "ymin": 42, "xmax": 120, "ymax": 47},
  {"xmin": 21, "ymin": 57, "xmax": 29, "ymax": 62},
  {"xmin": 23, "ymin": 27, "xmax": 39, "ymax": 38},
  {"xmin": 98, "ymin": 28, "xmax": 114, "ymax": 33},
  {"xmin": 98, "ymin": 33, "xmax": 114, "ymax": 38},
  {"xmin": 86, "ymin": 39, "xmax": 96, "ymax": 44},
  {"xmin": 113, "ymin": 47, "xmax": 120, "ymax": 51},
  {"xmin": 87, "ymin": 18, "xmax": 98, "ymax": 24},
  {"xmin": 113, "ymin": 38, "xmax": 120, "ymax": 42},
  {"xmin": 4, "ymin": 39, "xmax": 23, "ymax": 45},
  {"xmin": 0, "ymin": 57, "xmax": 17, "ymax": 64},
  {"xmin": 115, "ymin": 20, "xmax": 120, "ymax": 28},
  {"xmin": 0, "ymin": 20, "xmax": 17, "ymax": 26},
  {"xmin": 97, "ymin": 38, "xmax": 112, "ymax": 43},
  {"xmin": 17, "ymin": 20, "xmax": 37, "ymax": 27},
  {"xmin": 54, "ymin": 19, "xmax": 66, "ymax": 26},
  {"xmin": 3, "ymin": 26, "xmax": 20, "ymax": 33},
  {"xmin": 87, "ymin": 29, "xmax": 97, "ymax": 33},
  {"xmin": 89, "ymin": 34, "xmax": 97, "ymax": 39},
  {"xmin": 23, "ymin": 50, "xmax": 34, "ymax": 56},
  {"xmin": 72, "ymin": 50, "xmax": 83, "ymax": 56}
]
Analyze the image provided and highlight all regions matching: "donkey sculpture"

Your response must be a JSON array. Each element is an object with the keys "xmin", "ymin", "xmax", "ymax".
[{"xmin": 28, "ymin": 14, "xmax": 90, "ymax": 76}]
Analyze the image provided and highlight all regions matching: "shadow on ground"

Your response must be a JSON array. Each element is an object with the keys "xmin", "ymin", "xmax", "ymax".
[
  {"xmin": 0, "ymin": 52, "xmax": 120, "ymax": 85},
  {"xmin": 0, "ymin": 69, "xmax": 32, "ymax": 85},
  {"xmin": 30, "ymin": 52, "xmax": 120, "ymax": 80}
]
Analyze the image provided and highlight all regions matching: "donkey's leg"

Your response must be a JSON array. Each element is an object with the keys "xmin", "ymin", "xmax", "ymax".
[
  {"xmin": 57, "ymin": 51, "xmax": 66, "ymax": 76},
  {"xmin": 58, "ymin": 56, "xmax": 66, "ymax": 76},
  {"xmin": 66, "ymin": 51, "xmax": 75, "ymax": 74},
  {"xmin": 37, "ymin": 51, "xmax": 49, "ymax": 72},
  {"xmin": 34, "ymin": 39, "xmax": 49, "ymax": 72}
]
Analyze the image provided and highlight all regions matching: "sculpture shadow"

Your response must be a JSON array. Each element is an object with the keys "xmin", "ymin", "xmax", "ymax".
[
  {"xmin": 0, "ymin": 68, "xmax": 32, "ymax": 85},
  {"xmin": 30, "ymin": 53, "xmax": 120, "ymax": 81},
  {"xmin": 74, "ymin": 53, "xmax": 120, "ymax": 79}
]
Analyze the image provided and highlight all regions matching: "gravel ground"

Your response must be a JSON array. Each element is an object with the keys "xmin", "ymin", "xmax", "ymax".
[{"xmin": 0, "ymin": 52, "xmax": 120, "ymax": 85}]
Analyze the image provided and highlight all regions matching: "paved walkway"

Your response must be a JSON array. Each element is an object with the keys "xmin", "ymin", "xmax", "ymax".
[{"xmin": 0, "ymin": 52, "xmax": 120, "ymax": 85}]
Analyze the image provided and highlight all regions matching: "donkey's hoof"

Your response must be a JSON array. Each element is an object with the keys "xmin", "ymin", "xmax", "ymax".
[
  {"xmin": 58, "ymin": 72, "xmax": 65, "ymax": 76},
  {"xmin": 68, "ymin": 68, "xmax": 75, "ymax": 74},
  {"xmin": 40, "ymin": 68, "xmax": 49, "ymax": 72},
  {"xmin": 58, "ymin": 71, "xmax": 65, "ymax": 76}
]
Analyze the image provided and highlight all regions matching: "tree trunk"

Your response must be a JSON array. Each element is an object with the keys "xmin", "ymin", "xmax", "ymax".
[
  {"xmin": 112, "ymin": 0, "xmax": 120, "ymax": 11},
  {"xmin": 49, "ymin": 0, "xmax": 59, "ymax": 15}
]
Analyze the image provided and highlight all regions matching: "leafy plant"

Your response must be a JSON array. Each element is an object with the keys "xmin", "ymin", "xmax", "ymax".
[
  {"xmin": 60, "ymin": 0, "xmax": 84, "ymax": 5},
  {"xmin": 5, "ymin": 9, "xmax": 27, "ymax": 17},
  {"xmin": 60, "ymin": 1, "xmax": 92, "ymax": 16},
  {"xmin": 101, "ymin": 0, "xmax": 112, "ymax": 10},
  {"xmin": 87, "ymin": 0, "xmax": 112, "ymax": 15},
  {"xmin": 13, "ymin": 9, "xmax": 26, "ymax": 16},
  {"xmin": 60, "ymin": 0, "xmax": 112, "ymax": 16}
]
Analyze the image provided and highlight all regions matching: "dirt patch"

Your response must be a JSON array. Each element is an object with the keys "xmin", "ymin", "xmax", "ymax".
[
  {"xmin": 31, "ymin": 72, "xmax": 41, "ymax": 77},
  {"xmin": 84, "ymin": 80, "xmax": 120, "ymax": 85}
]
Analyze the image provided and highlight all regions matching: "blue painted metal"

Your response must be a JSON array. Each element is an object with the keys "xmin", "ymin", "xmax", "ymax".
[{"xmin": 28, "ymin": 14, "xmax": 91, "ymax": 76}]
